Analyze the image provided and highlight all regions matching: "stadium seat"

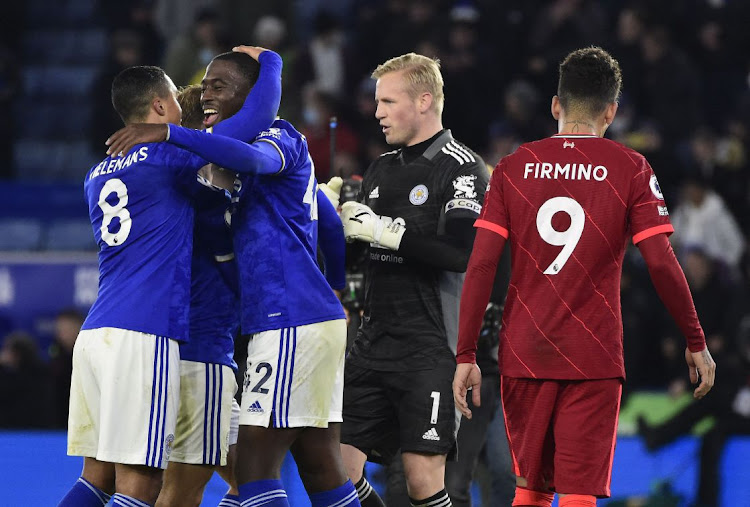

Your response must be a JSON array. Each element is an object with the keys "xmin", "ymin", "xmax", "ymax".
[
  {"xmin": 24, "ymin": 30, "xmax": 108, "ymax": 65},
  {"xmin": 23, "ymin": 66, "xmax": 98, "ymax": 98},
  {"xmin": 14, "ymin": 139, "xmax": 96, "ymax": 181},
  {"xmin": 0, "ymin": 219, "xmax": 44, "ymax": 251},
  {"xmin": 44, "ymin": 219, "xmax": 96, "ymax": 251},
  {"xmin": 17, "ymin": 102, "xmax": 92, "ymax": 139},
  {"xmin": 26, "ymin": 0, "xmax": 101, "ymax": 28}
]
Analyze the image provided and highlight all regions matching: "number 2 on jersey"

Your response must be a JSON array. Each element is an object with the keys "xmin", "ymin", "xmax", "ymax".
[
  {"xmin": 98, "ymin": 178, "xmax": 132, "ymax": 246},
  {"xmin": 536, "ymin": 196, "xmax": 584, "ymax": 275}
]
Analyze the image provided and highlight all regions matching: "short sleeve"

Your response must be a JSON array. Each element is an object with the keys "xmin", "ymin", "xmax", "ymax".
[
  {"xmin": 254, "ymin": 127, "xmax": 300, "ymax": 175},
  {"xmin": 442, "ymin": 158, "xmax": 489, "ymax": 220},
  {"xmin": 628, "ymin": 158, "xmax": 674, "ymax": 244},
  {"xmin": 474, "ymin": 158, "xmax": 509, "ymax": 239}
]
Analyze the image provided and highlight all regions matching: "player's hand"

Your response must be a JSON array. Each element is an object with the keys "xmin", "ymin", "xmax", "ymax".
[
  {"xmin": 106, "ymin": 123, "xmax": 169, "ymax": 157},
  {"xmin": 340, "ymin": 201, "xmax": 406, "ymax": 250},
  {"xmin": 453, "ymin": 363, "xmax": 482, "ymax": 420},
  {"xmin": 686, "ymin": 346, "xmax": 716, "ymax": 399},
  {"xmin": 319, "ymin": 176, "xmax": 343, "ymax": 209},
  {"xmin": 232, "ymin": 45, "xmax": 268, "ymax": 61}
]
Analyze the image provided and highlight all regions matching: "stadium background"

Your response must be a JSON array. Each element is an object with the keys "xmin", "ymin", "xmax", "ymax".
[{"xmin": 0, "ymin": 0, "xmax": 748, "ymax": 505}]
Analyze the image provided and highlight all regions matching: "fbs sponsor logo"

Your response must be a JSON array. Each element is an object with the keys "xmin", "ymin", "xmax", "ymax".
[
  {"xmin": 247, "ymin": 400, "xmax": 264, "ymax": 413},
  {"xmin": 422, "ymin": 427, "xmax": 440, "ymax": 441}
]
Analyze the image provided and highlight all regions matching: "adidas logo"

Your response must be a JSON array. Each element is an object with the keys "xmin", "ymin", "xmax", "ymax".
[
  {"xmin": 369, "ymin": 186, "xmax": 380, "ymax": 199},
  {"xmin": 247, "ymin": 400, "xmax": 264, "ymax": 413},
  {"xmin": 422, "ymin": 427, "xmax": 440, "ymax": 441}
]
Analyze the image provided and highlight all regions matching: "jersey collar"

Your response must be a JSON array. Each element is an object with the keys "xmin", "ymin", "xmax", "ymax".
[{"xmin": 552, "ymin": 133, "xmax": 599, "ymax": 138}]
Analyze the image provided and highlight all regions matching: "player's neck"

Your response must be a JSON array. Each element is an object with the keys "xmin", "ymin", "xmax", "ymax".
[
  {"xmin": 558, "ymin": 118, "xmax": 599, "ymax": 136},
  {"xmin": 405, "ymin": 118, "xmax": 444, "ymax": 147},
  {"xmin": 557, "ymin": 116, "xmax": 607, "ymax": 137}
]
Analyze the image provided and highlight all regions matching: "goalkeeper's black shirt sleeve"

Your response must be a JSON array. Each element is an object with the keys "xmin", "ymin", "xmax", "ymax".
[{"xmin": 398, "ymin": 214, "xmax": 476, "ymax": 272}]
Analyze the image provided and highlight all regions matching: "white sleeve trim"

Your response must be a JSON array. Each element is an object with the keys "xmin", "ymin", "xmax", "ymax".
[{"xmin": 256, "ymin": 138, "xmax": 286, "ymax": 174}]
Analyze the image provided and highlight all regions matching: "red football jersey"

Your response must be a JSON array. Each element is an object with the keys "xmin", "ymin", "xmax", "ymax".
[{"xmin": 477, "ymin": 134, "xmax": 673, "ymax": 379}]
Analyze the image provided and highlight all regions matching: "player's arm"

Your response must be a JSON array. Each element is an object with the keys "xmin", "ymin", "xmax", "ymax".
[
  {"xmin": 105, "ymin": 49, "xmax": 281, "ymax": 156},
  {"xmin": 317, "ymin": 187, "xmax": 346, "ymax": 291},
  {"xmin": 165, "ymin": 125, "xmax": 287, "ymax": 175},
  {"xmin": 341, "ymin": 161, "xmax": 489, "ymax": 272},
  {"xmin": 210, "ymin": 48, "xmax": 282, "ymax": 141},
  {"xmin": 637, "ymin": 233, "xmax": 715, "ymax": 399},
  {"xmin": 453, "ymin": 159, "xmax": 508, "ymax": 418},
  {"xmin": 453, "ymin": 227, "xmax": 506, "ymax": 418}
]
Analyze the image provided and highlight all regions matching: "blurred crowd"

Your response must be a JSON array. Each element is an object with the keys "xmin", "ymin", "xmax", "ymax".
[{"xmin": 1, "ymin": 0, "xmax": 749, "ymax": 429}]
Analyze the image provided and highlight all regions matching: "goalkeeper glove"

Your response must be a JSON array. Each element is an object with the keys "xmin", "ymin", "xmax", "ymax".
[
  {"xmin": 341, "ymin": 201, "xmax": 406, "ymax": 250},
  {"xmin": 318, "ymin": 176, "xmax": 343, "ymax": 209}
]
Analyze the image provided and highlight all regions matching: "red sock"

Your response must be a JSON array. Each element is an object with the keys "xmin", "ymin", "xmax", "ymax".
[
  {"xmin": 559, "ymin": 494, "xmax": 596, "ymax": 506},
  {"xmin": 512, "ymin": 487, "xmax": 554, "ymax": 507}
]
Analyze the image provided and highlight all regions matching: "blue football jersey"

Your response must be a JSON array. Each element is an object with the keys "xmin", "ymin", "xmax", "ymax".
[
  {"xmin": 82, "ymin": 143, "xmax": 205, "ymax": 342},
  {"xmin": 181, "ymin": 189, "xmax": 239, "ymax": 368},
  {"xmin": 232, "ymin": 120, "xmax": 345, "ymax": 333}
]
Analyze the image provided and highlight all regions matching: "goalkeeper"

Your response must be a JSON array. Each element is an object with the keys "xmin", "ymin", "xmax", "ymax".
[{"xmin": 333, "ymin": 52, "xmax": 489, "ymax": 507}]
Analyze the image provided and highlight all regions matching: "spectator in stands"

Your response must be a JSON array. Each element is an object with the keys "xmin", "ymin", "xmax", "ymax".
[
  {"xmin": 163, "ymin": 7, "xmax": 229, "ymax": 86},
  {"xmin": 670, "ymin": 175, "xmax": 746, "ymax": 278},
  {"xmin": 639, "ymin": 26, "xmax": 701, "ymax": 149},
  {"xmin": 90, "ymin": 29, "xmax": 146, "ymax": 153},
  {"xmin": 48, "ymin": 309, "xmax": 85, "ymax": 429},
  {"xmin": 639, "ymin": 323, "xmax": 750, "ymax": 507},
  {"xmin": 441, "ymin": 3, "xmax": 488, "ymax": 146},
  {"xmin": 0, "ymin": 331, "xmax": 48, "ymax": 427},
  {"xmin": 296, "ymin": 11, "xmax": 352, "ymax": 99},
  {"xmin": 300, "ymin": 85, "xmax": 359, "ymax": 181}
]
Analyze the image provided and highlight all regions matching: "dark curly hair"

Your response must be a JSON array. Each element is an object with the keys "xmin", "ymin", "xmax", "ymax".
[{"xmin": 558, "ymin": 46, "xmax": 622, "ymax": 117}]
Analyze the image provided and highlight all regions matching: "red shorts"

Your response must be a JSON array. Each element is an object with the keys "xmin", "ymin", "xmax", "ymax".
[{"xmin": 500, "ymin": 376, "xmax": 622, "ymax": 497}]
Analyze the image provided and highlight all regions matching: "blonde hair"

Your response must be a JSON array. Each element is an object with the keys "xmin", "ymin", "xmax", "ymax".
[
  {"xmin": 372, "ymin": 53, "xmax": 444, "ymax": 116},
  {"xmin": 177, "ymin": 84, "xmax": 203, "ymax": 129}
]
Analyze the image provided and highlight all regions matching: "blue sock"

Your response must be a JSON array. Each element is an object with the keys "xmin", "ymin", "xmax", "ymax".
[
  {"xmin": 238, "ymin": 479, "xmax": 289, "ymax": 507},
  {"xmin": 219, "ymin": 493, "xmax": 241, "ymax": 507},
  {"xmin": 58, "ymin": 477, "xmax": 111, "ymax": 506},
  {"xmin": 309, "ymin": 480, "xmax": 360, "ymax": 507},
  {"xmin": 111, "ymin": 493, "xmax": 152, "ymax": 507}
]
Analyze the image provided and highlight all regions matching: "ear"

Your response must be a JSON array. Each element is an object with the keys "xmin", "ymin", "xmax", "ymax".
[
  {"xmin": 603, "ymin": 101, "xmax": 618, "ymax": 127},
  {"xmin": 551, "ymin": 95, "xmax": 561, "ymax": 121},
  {"xmin": 152, "ymin": 97, "xmax": 167, "ymax": 117},
  {"xmin": 418, "ymin": 92, "xmax": 433, "ymax": 114}
]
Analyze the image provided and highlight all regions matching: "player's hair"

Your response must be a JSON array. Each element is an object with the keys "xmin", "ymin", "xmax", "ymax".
[
  {"xmin": 177, "ymin": 84, "xmax": 204, "ymax": 129},
  {"xmin": 372, "ymin": 52, "xmax": 445, "ymax": 116},
  {"xmin": 211, "ymin": 52, "xmax": 261, "ymax": 89},
  {"xmin": 558, "ymin": 46, "xmax": 622, "ymax": 118},
  {"xmin": 111, "ymin": 66, "xmax": 172, "ymax": 123}
]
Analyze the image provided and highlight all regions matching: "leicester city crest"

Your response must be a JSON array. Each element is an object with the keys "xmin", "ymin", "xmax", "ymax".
[{"xmin": 409, "ymin": 184, "xmax": 429, "ymax": 205}]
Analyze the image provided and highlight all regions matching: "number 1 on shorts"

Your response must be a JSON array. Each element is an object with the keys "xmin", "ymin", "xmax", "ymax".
[{"xmin": 430, "ymin": 391, "xmax": 440, "ymax": 424}]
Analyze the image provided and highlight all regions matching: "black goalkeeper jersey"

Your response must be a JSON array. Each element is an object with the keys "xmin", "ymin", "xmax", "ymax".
[{"xmin": 348, "ymin": 130, "xmax": 489, "ymax": 371}]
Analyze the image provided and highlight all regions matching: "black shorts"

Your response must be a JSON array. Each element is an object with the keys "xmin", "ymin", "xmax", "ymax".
[{"xmin": 341, "ymin": 358, "xmax": 459, "ymax": 465}]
